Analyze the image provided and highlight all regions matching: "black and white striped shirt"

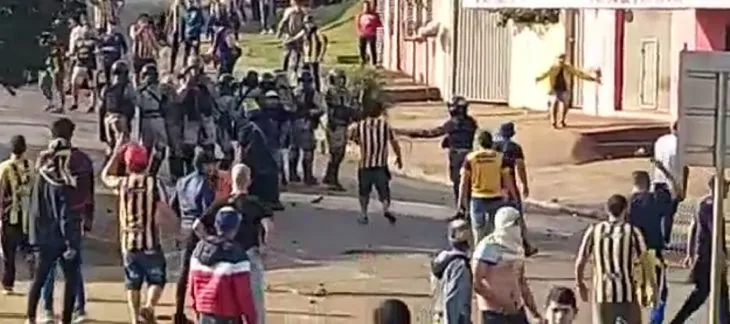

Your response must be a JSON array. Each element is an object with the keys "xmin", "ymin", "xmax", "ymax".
[
  {"xmin": 350, "ymin": 117, "xmax": 392, "ymax": 169},
  {"xmin": 577, "ymin": 220, "xmax": 647, "ymax": 303}
]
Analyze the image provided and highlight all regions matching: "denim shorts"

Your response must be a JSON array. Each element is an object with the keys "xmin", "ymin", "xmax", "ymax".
[
  {"xmin": 123, "ymin": 251, "xmax": 167, "ymax": 290},
  {"xmin": 470, "ymin": 197, "xmax": 505, "ymax": 240}
]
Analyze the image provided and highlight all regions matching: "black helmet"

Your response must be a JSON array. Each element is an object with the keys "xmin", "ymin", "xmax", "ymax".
[
  {"xmin": 110, "ymin": 60, "xmax": 129, "ymax": 75},
  {"xmin": 217, "ymin": 73, "xmax": 236, "ymax": 93},
  {"xmin": 140, "ymin": 63, "xmax": 158, "ymax": 77},
  {"xmin": 328, "ymin": 69, "xmax": 346, "ymax": 85},
  {"xmin": 447, "ymin": 95, "xmax": 468, "ymax": 116},
  {"xmin": 260, "ymin": 72, "xmax": 275, "ymax": 83},
  {"xmin": 243, "ymin": 69, "xmax": 259, "ymax": 87},
  {"xmin": 218, "ymin": 73, "xmax": 235, "ymax": 85},
  {"xmin": 299, "ymin": 70, "xmax": 314, "ymax": 83}
]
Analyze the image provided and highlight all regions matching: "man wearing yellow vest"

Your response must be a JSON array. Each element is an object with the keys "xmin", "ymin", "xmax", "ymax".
[
  {"xmin": 0, "ymin": 135, "xmax": 35, "ymax": 295},
  {"xmin": 458, "ymin": 130, "xmax": 517, "ymax": 243}
]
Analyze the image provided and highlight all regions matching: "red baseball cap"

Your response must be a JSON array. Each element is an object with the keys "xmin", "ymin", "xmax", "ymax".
[{"xmin": 122, "ymin": 143, "xmax": 149, "ymax": 170}]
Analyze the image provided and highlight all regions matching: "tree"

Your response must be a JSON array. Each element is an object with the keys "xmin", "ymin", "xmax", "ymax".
[
  {"xmin": 491, "ymin": 9, "xmax": 561, "ymax": 27},
  {"xmin": 0, "ymin": 0, "xmax": 86, "ymax": 95}
]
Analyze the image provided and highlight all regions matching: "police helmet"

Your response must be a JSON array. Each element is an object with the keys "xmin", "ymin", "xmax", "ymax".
[
  {"xmin": 243, "ymin": 70, "xmax": 259, "ymax": 87},
  {"xmin": 447, "ymin": 95, "xmax": 468, "ymax": 115},
  {"xmin": 110, "ymin": 60, "xmax": 129, "ymax": 75},
  {"xmin": 140, "ymin": 63, "xmax": 158, "ymax": 77},
  {"xmin": 217, "ymin": 73, "xmax": 236, "ymax": 85},
  {"xmin": 298, "ymin": 70, "xmax": 314, "ymax": 83},
  {"xmin": 328, "ymin": 69, "xmax": 347, "ymax": 85},
  {"xmin": 260, "ymin": 72, "xmax": 275, "ymax": 83}
]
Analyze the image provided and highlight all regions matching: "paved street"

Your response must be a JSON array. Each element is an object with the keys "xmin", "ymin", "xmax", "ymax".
[{"xmin": 0, "ymin": 87, "xmax": 721, "ymax": 323}]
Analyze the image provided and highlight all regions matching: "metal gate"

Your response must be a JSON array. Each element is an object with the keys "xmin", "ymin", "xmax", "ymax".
[
  {"xmin": 453, "ymin": 9, "xmax": 512, "ymax": 103},
  {"xmin": 572, "ymin": 10, "xmax": 585, "ymax": 108}
]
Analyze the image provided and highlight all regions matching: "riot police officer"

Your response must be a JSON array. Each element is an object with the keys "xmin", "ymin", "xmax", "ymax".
[
  {"xmin": 177, "ymin": 57, "xmax": 217, "ymax": 170},
  {"xmin": 215, "ymin": 74, "xmax": 238, "ymax": 169},
  {"xmin": 137, "ymin": 63, "xmax": 172, "ymax": 176},
  {"xmin": 289, "ymin": 70, "xmax": 324, "ymax": 185},
  {"xmin": 137, "ymin": 64, "xmax": 170, "ymax": 151},
  {"xmin": 323, "ymin": 69, "xmax": 357, "ymax": 191},
  {"xmin": 396, "ymin": 96, "xmax": 477, "ymax": 203},
  {"xmin": 98, "ymin": 60, "xmax": 136, "ymax": 156}
]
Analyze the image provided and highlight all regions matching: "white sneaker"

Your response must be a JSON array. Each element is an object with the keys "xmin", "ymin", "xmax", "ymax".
[
  {"xmin": 72, "ymin": 314, "xmax": 87, "ymax": 323},
  {"xmin": 39, "ymin": 311, "xmax": 54, "ymax": 324},
  {"xmin": 267, "ymin": 29, "xmax": 275, "ymax": 34}
]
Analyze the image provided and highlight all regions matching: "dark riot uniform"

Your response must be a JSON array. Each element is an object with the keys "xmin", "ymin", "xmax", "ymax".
[
  {"xmin": 323, "ymin": 69, "xmax": 357, "ymax": 190},
  {"xmin": 98, "ymin": 61, "xmax": 136, "ymax": 154},
  {"xmin": 399, "ymin": 96, "xmax": 477, "ymax": 202},
  {"xmin": 289, "ymin": 71, "xmax": 324, "ymax": 185}
]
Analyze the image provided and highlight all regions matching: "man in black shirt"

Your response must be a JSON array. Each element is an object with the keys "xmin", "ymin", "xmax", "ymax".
[
  {"xmin": 193, "ymin": 163, "xmax": 272, "ymax": 324},
  {"xmin": 670, "ymin": 176, "xmax": 730, "ymax": 324},
  {"xmin": 494, "ymin": 122, "xmax": 536, "ymax": 257}
]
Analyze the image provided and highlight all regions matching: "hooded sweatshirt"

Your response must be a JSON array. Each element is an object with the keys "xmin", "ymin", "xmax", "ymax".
[
  {"xmin": 28, "ymin": 141, "xmax": 82, "ymax": 251},
  {"xmin": 431, "ymin": 244, "xmax": 472, "ymax": 324},
  {"xmin": 187, "ymin": 236, "xmax": 257, "ymax": 322}
]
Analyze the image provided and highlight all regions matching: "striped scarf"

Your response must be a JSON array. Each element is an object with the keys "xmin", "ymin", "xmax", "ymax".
[{"xmin": 38, "ymin": 139, "xmax": 77, "ymax": 188}]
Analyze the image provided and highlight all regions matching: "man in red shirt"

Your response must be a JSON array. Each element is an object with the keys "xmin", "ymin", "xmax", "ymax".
[
  {"xmin": 187, "ymin": 206, "xmax": 257, "ymax": 324},
  {"xmin": 356, "ymin": 0, "xmax": 382, "ymax": 66}
]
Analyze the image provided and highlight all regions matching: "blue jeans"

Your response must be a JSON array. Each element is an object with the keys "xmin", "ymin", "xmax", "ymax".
[
  {"xmin": 199, "ymin": 313, "xmax": 242, "ymax": 324},
  {"xmin": 649, "ymin": 252, "xmax": 669, "ymax": 324},
  {"xmin": 481, "ymin": 308, "xmax": 529, "ymax": 324},
  {"xmin": 41, "ymin": 254, "xmax": 85, "ymax": 313},
  {"xmin": 470, "ymin": 197, "xmax": 504, "ymax": 243}
]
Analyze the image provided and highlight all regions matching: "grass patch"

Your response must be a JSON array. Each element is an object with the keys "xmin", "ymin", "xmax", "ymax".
[{"xmin": 236, "ymin": 0, "xmax": 362, "ymax": 72}]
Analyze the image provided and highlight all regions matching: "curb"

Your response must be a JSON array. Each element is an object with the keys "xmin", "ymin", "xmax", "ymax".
[{"xmin": 387, "ymin": 164, "xmax": 603, "ymax": 220}]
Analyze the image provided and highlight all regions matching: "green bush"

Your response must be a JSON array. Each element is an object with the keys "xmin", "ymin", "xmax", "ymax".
[
  {"xmin": 345, "ymin": 67, "xmax": 391, "ymax": 108},
  {"xmin": 491, "ymin": 9, "xmax": 560, "ymax": 27}
]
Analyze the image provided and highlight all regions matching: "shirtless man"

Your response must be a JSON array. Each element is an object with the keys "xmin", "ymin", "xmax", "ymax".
[{"xmin": 472, "ymin": 206, "xmax": 542, "ymax": 323}]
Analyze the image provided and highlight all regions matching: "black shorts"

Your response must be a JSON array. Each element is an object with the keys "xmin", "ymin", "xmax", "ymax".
[
  {"xmin": 358, "ymin": 166, "xmax": 391, "ymax": 201},
  {"xmin": 133, "ymin": 57, "xmax": 156, "ymax": 75}
]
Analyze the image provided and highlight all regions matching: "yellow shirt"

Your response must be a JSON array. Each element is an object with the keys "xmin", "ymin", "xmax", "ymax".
[{"xmin": 462, "ymin": 149, "xmax": 508, "ymax": 198}]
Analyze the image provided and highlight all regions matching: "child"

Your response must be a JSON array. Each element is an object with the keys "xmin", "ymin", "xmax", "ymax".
[{"xmin": 187, "ymin": 206, "xmax": 257, "ymax": 324}]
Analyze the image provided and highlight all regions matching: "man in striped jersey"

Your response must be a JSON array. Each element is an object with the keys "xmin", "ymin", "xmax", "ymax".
[
  {"xmin": 575, "ymin": 194, "xmax": 653, "ymax": 324},
  {"xmin": 129, "ymin": 14, "xmax": 160, "ymax": 85},
  {"xmin": 100, "ymin": 143, "xmax": 179, "ymax": 324},
  {"xmin": 348, "ymin": 102, "xmax": 403, "ymax": 225},
  {"xmin": 0, "ymin": 135, "xmax": 34, "ymax": 295}
]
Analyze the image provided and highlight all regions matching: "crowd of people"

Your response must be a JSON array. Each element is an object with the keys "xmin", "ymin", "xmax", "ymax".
[{"xmin": 3, "ymin": 0, "xmax": 726, "ymax": 323}]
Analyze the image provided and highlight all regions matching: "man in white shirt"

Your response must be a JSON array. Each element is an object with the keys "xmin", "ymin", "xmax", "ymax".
[{"xmin": 652, "ymin": 121, "xmax": 688, "ymax": 246}]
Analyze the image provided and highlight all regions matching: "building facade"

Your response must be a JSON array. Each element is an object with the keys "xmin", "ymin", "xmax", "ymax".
[{"xmin": 382, "ymin": 3, "xmax": 730, "ymax": 119}]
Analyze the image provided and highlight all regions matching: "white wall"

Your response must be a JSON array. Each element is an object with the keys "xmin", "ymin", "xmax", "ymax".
[
  {"xmin": 669, "ymin": 9, "xmax": 697, "ymax": 119},
  {"xmin": 579, "ymin": 9, "xmax": 616, "ymax": 116},
  {"xmin": 432, "ymin": 0, "xmax": 455, "ymax": 100},
  {"xmin": 507, "ymin": 23, "xmax": 566, "ymax": 110}
]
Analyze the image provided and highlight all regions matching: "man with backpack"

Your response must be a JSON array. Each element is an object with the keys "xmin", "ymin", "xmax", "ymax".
[{"xmin": 430, "ymin": 219, "xmax": 472, "ymax": 323}]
